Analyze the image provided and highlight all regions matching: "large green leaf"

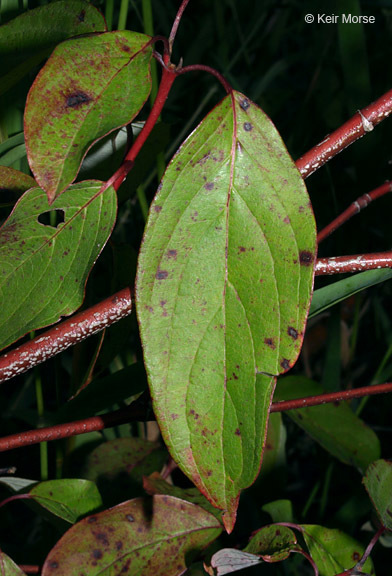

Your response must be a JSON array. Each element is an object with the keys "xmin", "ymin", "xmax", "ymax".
[
  {"xmin": 274, "ymin": 376, "xmax": 380, "ymax": 470},
  {"xmin": 29, "ymin": 479, "xmax": 103, "ymax": 524},
  {"xmin": 363, "ymin": 459, "xmax": 392, "ymax": 530},
  {"xmin": 0, "ymin": 0, "xmax": 107, "ymax": 95},
  {"xmin": 42, "ymin": 495, "xmax": 222, "ymax": 576},
  {"xmin": 0, "ymin": 180, "xmax": 117, "ymax": 350},
  {"xmin": 136, "ymin": 91, "xmax": 316, "ymax": 530},
  {"xmin": 301, "ymin": 525, "xmax": 374, "ymax": 575},
  {"xmin": 25, "ymin": 31, "xmax": 152, "ymax": 202}
]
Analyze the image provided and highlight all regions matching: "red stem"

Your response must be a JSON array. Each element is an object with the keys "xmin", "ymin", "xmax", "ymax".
[
  {"xmin": 315, "ymin": 251, "xmax": 392, "ymax": 275},
  {"xmin": 317, "ymin": 181, "xmax": 392, "ymax": 243},
  {"xmin": 0, "ymin": 287, "xmax": 132, "ymax": 384},
  {"xmin": 18, "ymin": 567, "xmax": 40, "ymax": 575},
  {"xmin": 0, "ymin": 494, "xmax": 31, "ymax": 509},
  {"xmin": 270, "ymin": 381, "xmax": 392, "ymax": 413},
  {"xmin": 0, "ymin": 397, "xmax": 148, "ymax": 452},
  {"xmin": 176, "ymin": 64, "xmax": 232, "ymax": 94},
  {"xmin": 2, "ymin": 251, "xmax": 392, "ymax": 383},
  {"xmin": 296, "ymin": 89, "xmax": 392, "ymax": 178},
  {"xmin": 355, "ymin": 526, "xmax": 386, "ymax": 571},
  {"xmin": 107, "ymin": 66, "xmax": 176, "ymax": 192},
  {"xmin": 168, "ymin": 0, "xmax": 192, "ymax": 53},
  {"xmin": 1, "ymin": 382, "xmax": 391, "ymax": 452}
]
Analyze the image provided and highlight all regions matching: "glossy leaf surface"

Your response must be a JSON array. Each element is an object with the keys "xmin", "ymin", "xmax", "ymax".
[
  {"xmin": 274, "ymin": 376, "xmax": 380, "ymax": 470},
  {"xmin": 42, "ymin": 495, "xmax": 222, "ymax": 576},
  {"xmin": 0, "ymin": 180, "xmax": 116, "ymax": 350},
  {"xmin": 136, "ymin": 91, "xmax": 316, "ymax": 529},
  {"xmin": 0, "ymin": 0, "xmax": 106, "ymax": 95},
  {"xmin": 301, "ymin": 525, "xmax": 374, "ymax": 576},
  {"xmin": 29, "ymin": 479, "xmax": 103, "ymax": 524},
  {"xmin": 363, "ymin": 459, "xmax": 392, "ymax": 530},
  {"xmin": 25, "ymin": 31, "xmax": 152, "ymax": 201}
]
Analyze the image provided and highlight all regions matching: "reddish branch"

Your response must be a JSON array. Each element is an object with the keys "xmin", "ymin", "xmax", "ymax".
[
  {"xmin": 317, "ymin": 181, "xmax": 392, "ymax": 243},
  {"xmin": 315, "ymin": 251, "xmax": 392, "ymax": 275},
  {"xmin": 0, "ymin": 288, "xmax": 132, "ymax": 383},
  {"xmin": 1, "ymin": 382, "xmax": 391, "ymax": 453},
  {"xmin": 270, "ymin": 382, "xmax": 392, "ymax": 412},
  {"xmin": 296, "ymin": 89, "xmax": 392, "ymax": 178}
]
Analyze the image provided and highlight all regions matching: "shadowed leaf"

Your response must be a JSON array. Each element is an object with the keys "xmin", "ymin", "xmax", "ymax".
[
  {"xmin": 274, "ymin": 376, "xmax": 380, "ymax": 470},
  {"xmin": 363, "ymin": 459, "xmax": 392, "ymax": 530},
  {"xmin": 25, "ymin": 31, "xmax": 152, "ymax": 201},
  {"xmin": 29, "ymin": 479, "xmax": 103, "ymax": 524},
  {"xmin": 245, "ymin": 524, "xmax": 299, "ymax": 562},
  {"xmin": 0, "ymin": 0, "xmax": 107, "ymax": 96},
  {"xmin": 0, "ymin": 166, "xmax": 35, "ymax": 195},
  {"xmin": 0, "ymin": 180, "xmax": 117, "ymax": 351},
  {"xmin": 301, "ymin": 525, "xmax": 374, "ymax": 576},
  {"xmin": 143, "ymin": 472, "xmax": 222, "ymax": 520},
  {"xmin": 42, "ymin": 495, "xmax": 222, "ymax": 576},
  {"xmin": 136, "ymin": 90, "xmax": 316, "ymax": 530}
]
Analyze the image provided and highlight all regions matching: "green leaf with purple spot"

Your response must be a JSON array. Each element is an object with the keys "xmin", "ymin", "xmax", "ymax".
[
  {"xmin": 136, "ymin": 90, "xmax": 316, "ymax": 531},
  {"xmin": 42, "ymin": 495, "xmax": 222, "ymax": 576},
  {"xmin": 25, "ymin": 31, "xmax": 152, "ymax": 202},
  {"xmin": 0, "ymin": 180, "xmax": 117, "ymax": 351},
  {"xmin": 363, "ymin": 459, "xmax": 392, "ymax": 531}
]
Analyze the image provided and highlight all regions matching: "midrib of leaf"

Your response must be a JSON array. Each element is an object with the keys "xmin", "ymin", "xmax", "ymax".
[{"xmin": 222, "ymin": 93, "xmax": 242, "ymax": 490}]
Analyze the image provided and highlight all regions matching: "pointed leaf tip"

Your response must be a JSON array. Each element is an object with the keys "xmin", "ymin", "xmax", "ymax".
[{"xmin": 137, "ymin": 90, "xmax": 316, "ymax": 526}]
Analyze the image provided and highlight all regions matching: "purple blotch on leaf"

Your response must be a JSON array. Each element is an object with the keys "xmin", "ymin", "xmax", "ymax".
[
  {"xmin": 288, "ymin": 326, "xmax": 298, "ymax": 340},
  {"xmin": 264, "ymin": 338, "xmax": 276, "ymax": 349},
  {"xmin": 243, "ymin": 122, "xmax": 253, "ymax": 132},
  {"xmin": 66, "ymin": 91, "xmax": 92, "ymax": 109},
  {"xmin": 205, "ymin": 182, "xmax": 214, "ymax": 190},
  {"xmin": 240, "ymin": 98, "xmax": 250, "ymax": 111},
  {"xmin": 281, "ymin": 358, "xmax": 290, "ymax": 370},
  {"xmin": 156, "ymin": 269, "xmax": 168, "ymax": 280},
  {"xmin": 77, "ymin": 9, "xmax": 85, "ymax": 22},
  {"xmin": 92, "ymin": 549, "xmax": 103, "ymax": 560},
  {"xmin": 299, "ymin": 251, "xmax": 313, "ymax": 265}
]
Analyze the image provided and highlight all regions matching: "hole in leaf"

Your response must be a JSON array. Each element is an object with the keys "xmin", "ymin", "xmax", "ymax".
[{"xmin": 38, "ymin": 209, "xmax": 65, "ymax": 228}]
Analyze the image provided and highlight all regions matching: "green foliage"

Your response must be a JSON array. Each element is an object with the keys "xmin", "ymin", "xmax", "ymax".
[
  {"xmin": 0, "ymin": 181, "xmax": 117, "ymax": 349},
  {"xmin": 0, "ymin": 0, "xmax": 391, "ymax": 574}
]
